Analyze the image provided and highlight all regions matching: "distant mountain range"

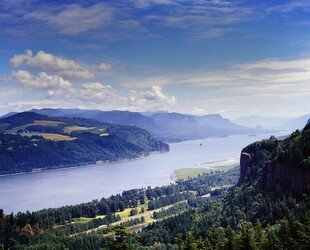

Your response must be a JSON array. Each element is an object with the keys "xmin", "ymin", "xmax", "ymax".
[
  {"xmin": 20, "ymin": 108, "xmax": 264, "ymax": 142},
  {"xmin": 234, "ymin": 114, "xmax": 310, "ymax": 130},
  {"xmin": 0, "ymin": 112, "xmax": 168, "ymax": 175}
]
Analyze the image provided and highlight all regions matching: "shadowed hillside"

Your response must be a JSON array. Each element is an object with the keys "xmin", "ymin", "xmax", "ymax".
[{"xmin": 0, "ymin": 112, "xmax": 169, "ymax": 175}]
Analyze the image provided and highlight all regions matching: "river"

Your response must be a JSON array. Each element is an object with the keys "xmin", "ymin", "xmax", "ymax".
[{"xmin": 0, "ymin": 132, "xmax": 288, "ymax": 213}]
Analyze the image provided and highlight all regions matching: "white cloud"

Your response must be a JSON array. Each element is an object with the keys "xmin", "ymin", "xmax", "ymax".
[
  {"xmin": 10, "ymin": 50, "xmax": 93, "ymax": 79},
  {"xmin": 191, "ymin": 107, "xmax": 207, "ymax": 115},
  {"xmin": 47, "ymin": 82, "xmax": 125, "ymax": 106},
  {"xmin": 23, "ymin": 2, "xmax": 147, "ymax": 39},
  {"xmin": 98, "ymin": 63, "xmax": 112, "ymax": 71},
  {"xmin": 1, "ymin": 0, "xmax": 262, "ymax": 42},
  {"xmin": 8, "ymin": 68, "xmax": 176, "ymax": 111},
  {"xmin": 145, "ymin": 1, "xmax": 255, "ymax": 30},
  {"xmin": 192, "ymin": 28, "xmax": 234, "ymax": 39},
  {"xmin": 120, "ymin": 57, "xmax": 310, "ymax": 117},
  {"xmin": 9, "ymin": 49, "xmax": 32, "ymax": 67},
  {"xmin": 12, "ymin": 70, "xmax": 72, "ymax": 89},
  {"xmin": 129, "ymin": 85, "xmax": 176, "ymax": 110},
  {"xmin": 266, "ymin": 1, "xmax": 310, "ymax": 13},
  {"xmin": 0, "ymin": 99, "xmax": 59, "ymax": 116},
  {"xmin": 24, "ymin": 3, "xmax": 114, "ymax": 35},
  {"xmin": 133, "ymin": 0, "xmax": 177, "ymax": 9},
  {"xmin": 128, "ymin": 58, "xmax": 310, "ymax": 90},
  {"xmin": 235, "ymin": 58, "xmax": 310, "ymax": 71}
]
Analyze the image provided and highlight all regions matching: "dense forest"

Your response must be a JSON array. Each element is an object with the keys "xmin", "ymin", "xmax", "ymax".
[
  {"xmin": 0, "ymin": 124, "xmax": 309, "ymax": 249},
  {"xmin": 0, "ymin": 112, "xmax": 169, "ymax": 175}
]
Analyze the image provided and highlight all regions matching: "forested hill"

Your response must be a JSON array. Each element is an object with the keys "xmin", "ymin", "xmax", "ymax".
[
  {"xmin": 0, "ymin": 122, "xmax": 309, "ymax": 249},
  {"xmin": 0, "ymin": 112, "xmax": 169, "ymax": 175},
  {"xmin": 133, "ymin": 124, "xmax": 310, "ymax": 249},
  {"xmin": 240, "ymin": 123, "xmax": 310, "ymax": 192},
  {"xmin": 128, "ymin": 124, "xmax": 310, "ymax": 249}
]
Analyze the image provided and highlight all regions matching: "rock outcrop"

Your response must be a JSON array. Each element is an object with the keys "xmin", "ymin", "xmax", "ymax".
[
  {"xmin": 239, "ymin": 133, "xmax": 310, "ymax": 193},
  {"xmin": 238, "ymin": 152, "xmax": 252, "ymax": 185}
]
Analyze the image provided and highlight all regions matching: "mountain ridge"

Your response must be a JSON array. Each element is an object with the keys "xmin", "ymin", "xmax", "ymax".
[{"xmin": 22, "ymin": 108, "xmax": 264, "ymax": 142}]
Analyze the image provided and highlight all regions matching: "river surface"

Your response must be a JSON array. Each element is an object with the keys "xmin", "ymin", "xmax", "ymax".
[{"xmin": 0, "ymin": 132, "xmax": 288, "ymax": 213}]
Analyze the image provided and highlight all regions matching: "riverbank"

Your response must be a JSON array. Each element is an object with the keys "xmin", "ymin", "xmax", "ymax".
[
  {"xmin": 0, "ymin": 150, "xmax": 169, "ymax": 178},
  {"xmin": 0, "ymin": 133, "xmax": 284, "ymax": 213},
  {"xmin": 171, "ymin": 162, "xmax": 239, "ymax": 180}
]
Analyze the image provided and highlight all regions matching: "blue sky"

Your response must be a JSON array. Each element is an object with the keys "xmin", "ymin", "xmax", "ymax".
[{"xmin": 1, "ymin": 0, "xmax": 310, "ymax": 118}]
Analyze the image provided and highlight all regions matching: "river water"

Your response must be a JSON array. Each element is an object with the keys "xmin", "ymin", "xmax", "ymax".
[{"xmin": 0, "ymin": 133, "xmax": 287, "ymax": 213}]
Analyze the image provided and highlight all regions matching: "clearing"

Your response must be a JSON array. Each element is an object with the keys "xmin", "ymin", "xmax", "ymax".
[
  {"xmin": 32, "ymin": 120, "xmax": 65, "ymax": 126},
  {"xmin": 40, "ymin": 133, "xmax": 77, "ymax": 141},
  {"xmin": 172, "ymin": 163, "xmax": 239, "ymax": 180}
]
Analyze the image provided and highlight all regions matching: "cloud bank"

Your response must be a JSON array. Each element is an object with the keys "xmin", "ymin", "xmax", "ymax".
[{"xmin": 10, "ymin": 50, "xmax": 93, "ymax": 79}]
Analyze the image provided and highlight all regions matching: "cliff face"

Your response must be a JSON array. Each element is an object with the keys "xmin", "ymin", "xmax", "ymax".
[
  {"xmin": 239, "ymin": 149, "xmax": 310, "ymax": 192},
  {"xmin": 239, "ymin": 134, "xmax": 310, "ymax": 193},
  {"xmin": 238, "ymin": 152, "xmax": 252, "ymax": 185}
]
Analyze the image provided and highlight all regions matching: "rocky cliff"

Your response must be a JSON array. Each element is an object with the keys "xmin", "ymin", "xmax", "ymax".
[
  {"xmin": 238, "ymin": 152, "xmax": 251, "ymax": 185},
  {"xmin": 239, "ymin": 125, "xmax": 310, "ymax": 193}
]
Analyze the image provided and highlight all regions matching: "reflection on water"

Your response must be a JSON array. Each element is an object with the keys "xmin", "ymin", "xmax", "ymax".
[{"xmin": 0, "ymin": 132, "xmax": 287, "ymax": 213}]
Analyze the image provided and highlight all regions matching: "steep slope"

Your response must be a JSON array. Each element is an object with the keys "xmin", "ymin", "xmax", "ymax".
[
  {"xmin": 134, "ymin": 125, "xmax": 310, "ymax": 249},
  {"xmin": 0, "ymin": 112, "xmax": 18, "ymax": 119},
  {"xmin": 150, "ymin": 112, "xmax": 203, "ymax": 141},
  {"xmin": 151, "ymin": 112, "xmax": 258, "ymax": 141},
  {"xmin": 0, "ymin": 112, "xmax": 169, "ymax": 175},
  {"xmin": 196, "ymin": 114, "xmax": 249, "ymax": 134},
  {"xmin": 240, "ymin": 124, "xmax": 310, "ymax": 192}
]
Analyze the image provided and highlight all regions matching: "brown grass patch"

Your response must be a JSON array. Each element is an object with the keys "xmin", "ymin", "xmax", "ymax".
[
  {"xmin": 33, "ymin": 120, "xmax": 65, "ymax": 126},
  {"xmin": 63, "ymin": 126, "xmax": 93, "ymax": 133},
  {"xmin": 41, "ymin": 133, "xmax": 77, "ymax": 141}
]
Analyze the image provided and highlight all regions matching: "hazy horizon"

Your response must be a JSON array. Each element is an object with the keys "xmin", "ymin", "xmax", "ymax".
[
  {"xmin": 1, "ymin": 0, "xmax": 310, "ymax": 119},
  {"xmin": 0, "ymin": 107, "xmax": 309, "ymax": 121}
]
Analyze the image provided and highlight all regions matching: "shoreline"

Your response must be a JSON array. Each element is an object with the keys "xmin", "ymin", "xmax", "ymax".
[
  {"xmin": 0, "ymin": 150, "xmax": 169, "ymax": 178},
  {"xmin": 0, "ymin": 132, "xmax": 278, "ymax": 178}
]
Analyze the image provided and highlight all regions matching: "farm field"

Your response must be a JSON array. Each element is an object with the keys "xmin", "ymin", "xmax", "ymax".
[{"xmin": 32, "ymin": 120, "xmax": 65, "ymax": 126}]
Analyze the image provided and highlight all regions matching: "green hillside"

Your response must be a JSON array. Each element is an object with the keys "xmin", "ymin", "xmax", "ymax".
[
  {"xmin": 0, "ymin": 123, "xmax": 309, "ymax": 249},
  {"xmin": 0, "ymin": 112, "xmax": 169, "ymax": 175}
]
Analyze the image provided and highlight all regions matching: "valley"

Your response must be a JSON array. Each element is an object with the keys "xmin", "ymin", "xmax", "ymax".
[
  {"xmin": 0, "ymin": 132, "xmax": 281, "ymax": 213},
  {"xmin": 0, "ymin": 124, "xmax": 309, "ymax": 249}
]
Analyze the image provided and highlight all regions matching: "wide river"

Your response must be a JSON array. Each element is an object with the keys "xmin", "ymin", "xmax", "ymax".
[{"xmin": 0, "ymin": 132, "xmax": 287, "ymax": 213}]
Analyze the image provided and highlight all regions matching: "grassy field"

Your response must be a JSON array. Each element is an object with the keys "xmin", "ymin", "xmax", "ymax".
[
  {"xmin": 173, "ymin": 163, "xmax": 239, "ymax": 180},
  {"xmin": 9, "ymin": 120, "xmax": 64, "ymax": 133},
  {"xmin": 200, "ymin": 157, "xmax": 239, "ymax": 165},
  {"xmin": 115, "ymin": 203, "xmax": 149, "ymax": 220},
  {"xmin": 40, "ymin": 133, "xmax": 77, "ymax": 141},
  {"xmin": 33, "ymin": 120, "xmax": 64, "ymax": 126},
  {"xmin": 63, "ymin": 125, "xmax": 93, "ymax": 133}
]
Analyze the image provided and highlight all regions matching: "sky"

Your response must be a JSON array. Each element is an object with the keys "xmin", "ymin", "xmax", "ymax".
[{"xmin": 0, "ymin": 0, "xmax": 310, "ymax": 119}]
